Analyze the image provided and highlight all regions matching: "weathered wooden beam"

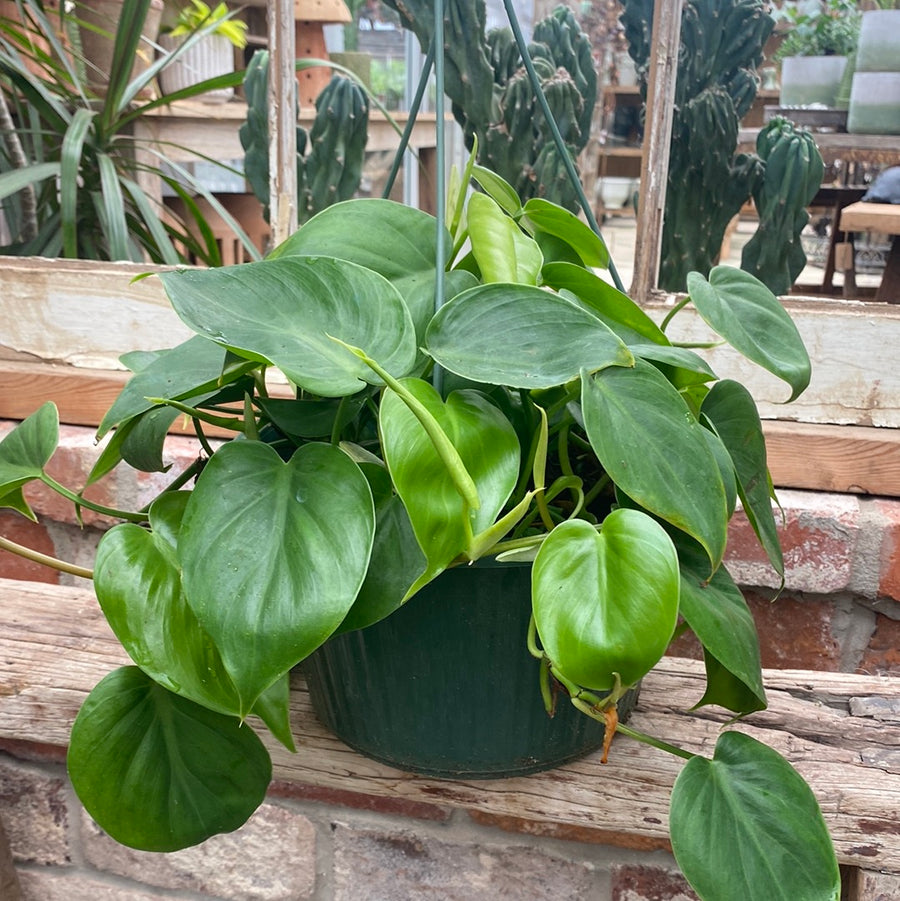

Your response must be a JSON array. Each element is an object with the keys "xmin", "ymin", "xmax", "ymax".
[{"xmin": 2, "ymin": 577, "xmax": 900, "ymax": 871}]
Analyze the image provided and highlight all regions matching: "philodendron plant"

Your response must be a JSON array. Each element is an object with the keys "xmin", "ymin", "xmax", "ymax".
[{"xmin": 0, "ymin": 164, "xmax": 839, "ymax": 899}]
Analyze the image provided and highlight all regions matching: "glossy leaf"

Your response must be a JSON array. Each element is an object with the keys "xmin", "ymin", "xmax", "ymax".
[
  {"xmin": 97, "ymin": 336, "xmax": 249, "ymax": 439},
  {"xmin": 541, "ymin": 262, "xmax": 668, "ymax": 345},
  {"xmin": 379, "ymin": 381, "xmax": 520, "ymax": 595},
  {"xmin": 471, "ymin": 165, "xmax": 522, "ymax": 215},
  {"xmin": 671, "ymin": 731, "xmax": 840, "ymax": 901},
  {"xmin": 0, "ymin": 402, "xmax": 58, "ymax": 518},
  {"xmin": 269, "ymin": 197, "xmax": 447, "ymax": 300},
  {"xmin": 582, "ymin": 360, "xmax": 728, "ymax": 571},
  {"xmin": 687, "ymin": 267, "xmax": 811, "ymax": 402},
  {"xmin": 523, "ymin": 198, "xmax": 609, "ymax": 269},
  {"xmin": 532, "ymin": 512, "xmax": 680, "ymax": 691},
  {"xmin": 426, "ymin": 284, "xmax": 634, "ymax": 388},
  {"xmin": 702, "ymin": 380, "xmax": 784, "ymax": 578},
  {"xmin": 179, "ymin": 441, "xmax": 375, "ymax": 714},
  {"xmin": 68, "ymin": 666, "xmax": 271, "ymax": 852},
  {"xmin": 676, "ymin": 535, "xmax": 766, "ymax": 713},
  {"xmin": 634, "ymin": 345, "xmax": 718, "ymax": 388},
  {"xmin": 467, "ymin": 192, "xmax": 542, "ymax": 285},
  {"xmin": 160, "ymin": 257, "xmax": 417, "ymax": 397}
]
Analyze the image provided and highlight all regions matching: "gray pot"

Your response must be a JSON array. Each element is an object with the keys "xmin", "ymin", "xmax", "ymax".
[
  {"xmin": 158, "ymin": 33, "xmax": 235, "ymax": 104},
  {"xmin": 779, "ymin": 55, "xmax": 847, "ymax": 108}
]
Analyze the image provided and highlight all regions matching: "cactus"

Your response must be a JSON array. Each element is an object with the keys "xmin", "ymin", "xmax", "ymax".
[
  {"xmin": 741, "ymin": 119, "xmax": 825, "ymax": 296},
  {"xmin": 622, "ymin": 0, "xmax": 825, "ymax": 295},
  {"xmin": 382, "ymin": 0, "xmax": 597, "ymax": 210},
  {"xmin": 239, "ymin": 51, "xmax": 368, "ymax": 227}
]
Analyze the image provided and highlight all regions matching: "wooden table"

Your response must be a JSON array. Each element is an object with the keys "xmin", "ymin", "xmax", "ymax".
[
  {"xmin": 132, "ymin": 100, "xmax": 446, "ymax": 215},
  {"xmin": 838, "ymin": 201, "xmax": 900, "ymax": 303}
]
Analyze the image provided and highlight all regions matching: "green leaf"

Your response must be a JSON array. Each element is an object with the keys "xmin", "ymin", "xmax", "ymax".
[
  {"xmin": 379, "ymin": 381, "xmax": 520, "ymax": 595},
  {"xmin": 467, "ymin": 192, "xmax": 542, "ymax": 285},
  {"xmin": 471, "ymin": 165, "xmax": 523, "ymax": 216},
  {"xmin": 0, "ymin": 402, "xmax": 59, "ymax": 519},
  {"xmin": 0, "ymin": 161, "xmax": 61, "ymax": 200},
  {"xmin": 533, "ymin": 512, "xmax": 680, "ymax": 691},
  {"xmin": 702, "ymin": 380, "xmax": 784, "ymax": 578},
  {"xmin": 160, "ymin": 257, "xmax": 417, "ymax": 397},
  {"xmin": 68, "ymin": 666, "xmax": 271, "ymax": 852},
  {"xmin": 59, "ymin": 107, "xmax": 94, "ymax": 258},
  {"xmin": 426, "ymin": 284, "xmax": 634, "ymax": 388},
  {"xmin": 676, "ymin": 535, "xmax": 766, "ymax": 714},
  {"xmin": 541, "ymin": 262, "xmax": 668, "ymax": 345},
  {"xmin": 522, "ymin": 198, "xmax": 609, "ymax": 269},
  {"xmin": 634, "ymin": 345, "xmax": 718, "ymax": 388},
  {"xmin": 671, "ymin": 731, "xmax": 840, "ymax": 901},
  {"xmin": 94, "ymin": 501, "xmax": 243, "ymax": 717},
  {"xmin": 180, "ymin": 441, "xmax": 375, "ymax": 714},
  {"xmin": 97, "ymin": 336, "xmax": 251, "ymax": 439},
  {"xmin": 269, "ymin": 197, "xmax": 446, "ymax": 301},
  {"xmin": 687, "ymin": 267, "xmax": 811, "ymax": 402},
  {"xmin": 582, "ymin": 360, "xmax": 729, "ymax": 571}
]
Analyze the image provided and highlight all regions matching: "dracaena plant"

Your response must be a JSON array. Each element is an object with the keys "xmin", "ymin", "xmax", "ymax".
[
  {"xmin": 0, "ymin": 162, "xmax": 840, "ymax": 899},
  {"xmin": 0, "ymin": 0, "xmax": 256, "ymax": 263}
]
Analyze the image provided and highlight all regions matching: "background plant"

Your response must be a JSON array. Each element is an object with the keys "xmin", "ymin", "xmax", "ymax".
[
  {"xmin": 622, "ymin": 0, "xmax": 825, "ymax": 294},
  {"xmin": 164, "ymin": 0, "xmax": 248, "ymax": 47},
  {"xmin": 240, "ymin": 50, "xmax": 369, "ymax": 227},
  {"xmin": 379, "ymin": 0, "xmax": 596, "ymax": 211},
  {"xmin": 773, "ymin": 0, "xmax": 862, "ymax": 59},
  {"xmin": 0, "ymin": 0, "xmax": 257, "ymax": 263}
]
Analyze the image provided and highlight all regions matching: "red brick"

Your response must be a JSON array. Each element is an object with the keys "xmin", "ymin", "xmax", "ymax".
[
  {"xmin": 875, "ymin": 499, "xmax": 900, "ymax": 602},
  {"xmin": 0, "ymin": 512, "xmax": 59, "ymax": 584},
  {"xmin": 669, "ymin": 590, "xmax": 842, "ymax": 671},
  {"xmin": 725, "ymin": 490, "xmax": 859, "ymax": 594},
  {"xmin": 857, "ymin": 614, "xmax": 900, "ymax": 676},
  {"xmin": 611, "ymin": 864, "xmax": 699, "ymax": 901}
]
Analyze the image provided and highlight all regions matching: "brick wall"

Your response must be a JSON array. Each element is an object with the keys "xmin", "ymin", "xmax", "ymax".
[{"xmin": 2, "ymin": 422, "xmax": 900, "ymax": 899}]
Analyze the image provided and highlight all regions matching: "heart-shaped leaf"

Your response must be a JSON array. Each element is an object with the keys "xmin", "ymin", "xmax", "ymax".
[
  {"xmin": 0, "ymin": 402, "xmax": 59, "ymax": 519},
  {"xmin": 426, "ymin": 284, "xmax": 634, "ymax": 388},
  {"xmin": 379, "ymin": 381, "xmax": 520, "ymax": 595},
  {"xmin": 676, "ymin": 534, "xmax": 766, "ymax": 713},
  {"xmin": 687, "ymin": 267, "xmax": 811, "ymax": 402},
  {"xmin": 471, "ymin": 165, "xmax": 522, "ymax": 215},
  {"xmin": 671, "ymin": 731, "xmax": 840, "ymax": 901},
  {"xmin": 541, "ymin": 262, "xmax": 668, "ymax": 345},
  {"xmin": 702, "ymin": 379, "xmax": 783, "ymax": 578},
  {"xmin": 179, "ymin": 440, "xmax": 375, "ymax": 714},
  {"xmin": 467, "ymin": 192, "xmax": 542, "ymax": 285},
  {"xmin": 68, "ymin": 666, "xmax": 271, "ymax": 852},
  {"xmin": 161, "ymin": 257, "xmax": 417, "ymax": 397},
  {"xmin": 582, "ymin": 360, "xmax": 728, "ymax": 571},
  {"xmin": 532, "ymin": 511, "xmax": 680, "ymax": 691},
  {"xmin": 523, "ymin": 198, "xmax": 609, "ymax": 269}
]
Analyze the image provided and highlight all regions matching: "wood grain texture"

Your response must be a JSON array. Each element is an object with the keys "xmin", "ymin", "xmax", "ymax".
[{"xmin": 2, "ymin": 577, "xmax": 900, "ymax": 871}]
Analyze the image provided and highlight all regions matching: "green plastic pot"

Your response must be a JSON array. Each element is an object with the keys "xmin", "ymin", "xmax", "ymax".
[{"xmin": 303, "ymin": 559, "xmax": 639, "ymax": 778}]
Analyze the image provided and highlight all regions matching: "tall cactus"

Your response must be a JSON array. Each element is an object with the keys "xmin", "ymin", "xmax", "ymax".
[
  {"xmin": 382, "ymin": 0, "xmax": 597, "ymax": 210},
  {"xmin": 239, "ymin": 51, "xmax": 369, "ymax": 227},
  {"xmin": 622, "ymin": 0, "xmax": 824, "ymax": 295},
  {"xmin": 741, "ymin": 118, "xmax": 824, "ymax": 296}
]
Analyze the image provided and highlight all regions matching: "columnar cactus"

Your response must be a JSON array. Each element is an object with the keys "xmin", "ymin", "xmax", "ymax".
[
  {"xmin": 741, "ymin": 118, "xmax": 825, "ymax": 296},
  {"xmin": 239, "ymin": 51, "xmax": 369, "ymax": 227},
  {"xmin": 383, "ymin": 0, "xmax": 597, "ymax": 210}
]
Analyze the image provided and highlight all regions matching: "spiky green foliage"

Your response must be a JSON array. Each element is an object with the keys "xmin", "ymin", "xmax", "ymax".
[
  {"xmin": 382, "ymin": 0, "xmax": 596, "ymax": 210},
  {"xmin": 239, "ymin": 52, "xmax": 368, "ymax": 227}
]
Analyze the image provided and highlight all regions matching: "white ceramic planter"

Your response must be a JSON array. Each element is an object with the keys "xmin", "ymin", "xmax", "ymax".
[
  {"xmin": 158, "ymin": 33, "xmax": 235, "ymax": 104},
  {"xmin": 780, "ymin": 55, "xmax": 847, "ymax": 108},
  {"xmin": 847, "ymin": 71, "xmax": 900, "ymax": 135},
  {"xmin": 856, "ymin": 10, "xmax": 900, "ymax": 74}
]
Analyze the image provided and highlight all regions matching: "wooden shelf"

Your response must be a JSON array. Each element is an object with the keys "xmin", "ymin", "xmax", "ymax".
[{"xmin": 2, "ymin": 576, "xmax": 900, "ymax": 871}]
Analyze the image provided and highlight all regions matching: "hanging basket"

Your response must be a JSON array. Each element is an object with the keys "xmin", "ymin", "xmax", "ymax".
[{"xmin": 303, "ymin": 560, "xmax": 639, "ymax": 779}]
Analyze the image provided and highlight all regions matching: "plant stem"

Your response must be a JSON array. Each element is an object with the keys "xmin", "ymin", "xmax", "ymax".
[
  {"xmin": 659, "ymin": 295, "xmax": 692, "ymax": 332},
  {"xmin": 614, "ymin": 723, "xmax": 696, "ymax": 761},
  {"xmin": 139, "ymin": 457, "xmax": 205, "ymax": 513},
  {"xmin": 0, "ymin": 534, "xmax": 93, "ymax": 580},
  {"xmin": 40, "ymin": 475, "xmax": 146, "ymax": 524}
]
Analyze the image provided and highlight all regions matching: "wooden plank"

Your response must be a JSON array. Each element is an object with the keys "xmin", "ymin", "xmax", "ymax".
[
  {"xmin": 631, "ymin": 0, "xmax": 681, "ymax": 299},
  {"xmin": 763, "ymin": 420, "xmax": 900, "ymax": 496},
  {"xmin": 2, "ymin": 577, "xmax": 900, "ymax": 871},
  {"xmin": 840, "ymin": 202, "xmax": 900, "ymax": 236}
]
